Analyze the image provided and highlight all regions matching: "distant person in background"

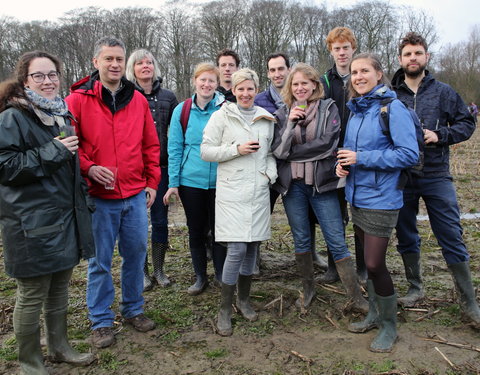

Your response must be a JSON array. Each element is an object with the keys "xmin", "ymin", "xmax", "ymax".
[
  {"xmin": 201, "ymin": 68, "xmax": 277, "ymax": 336},
  {"xmin": 0, "ymin": 50, "xmax": 95, "ymax": 373},
  {"xmin": 164, "ymin": 63, "xmax": 226, "ymax": 295},
  {"xmin": 392, "ymin": 32, "xmax": 479, "ymax": 329},
  {"xmin": 319, "ymin": 26, "xmax": 367, "ymax": 285},
  {"xmin": 216, "ymin": 49, "xmax": 240, "ymax": 102},
  {"xmin": 126, "ymin": 49, "xmax": 178, "ymax": 291},
  {"xmin": 468, "ymin": 102, "xmax": 478, "ymax": 124},
  {"xmin": 339, "ymin": 53, "xmax": 419, "ymax": 353},
  {"xmin": 272, "ymin": 63, "xmax": 368, "ymax": 314}
]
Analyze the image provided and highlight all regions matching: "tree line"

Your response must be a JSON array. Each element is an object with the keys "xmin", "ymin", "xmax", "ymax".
[{"xmin": 0, "ymin": 0, "xmax": 479, "ymax": 103}]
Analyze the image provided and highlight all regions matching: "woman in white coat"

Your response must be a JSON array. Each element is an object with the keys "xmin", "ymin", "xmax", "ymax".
[{"xmin": 201, "ymin": 68, "xmax": 277, "ymax": 336}]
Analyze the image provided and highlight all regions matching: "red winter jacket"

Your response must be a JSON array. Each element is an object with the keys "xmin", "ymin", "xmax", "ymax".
[{"xmin": 66, "ymin": 73, "xmax": 160, "ymax": 199}]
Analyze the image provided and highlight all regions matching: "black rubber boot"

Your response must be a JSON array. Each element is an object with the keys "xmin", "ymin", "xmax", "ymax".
[
  {"xmin": 143, "ymin": 260, "xmax": 153, "ymax": 292},
  {"xmin": 188, "ymin": 247, "xmax": 208, "ymax": 295},
  {"xmin": 354, "ymin": 232, "xmax": 368, "ymax": 285},
  {"xmin": 397, "ymin": 252, "xmax": 425, "ymax": 307},
  {"xmin": 370, "ymin": 294, "xmax": 398, "ymax": 353},
  {"xmin": 45, "ymin": 312, "xmax": 95, "ymax": 366},
  {"xmin": 448, "ymin": 261, "xmax": 480, "ymax": 329},
  {"xmin": 236, "ymin": 275, "xmax": 258, "ymax": 321},
  {"xmin": 152, "ymin": 243, "xmax": 171, "ymax": 287},
  {"xmin": 348, "ymin": 280, "xmax": 379, "ymax": 333},
  {"xmin": 17, "ymin": 328, "xmax": 49, "ymax": 375},
  {"xmin": 309, "ymin": 222, "xmax": 328, "ymax": 270},
  {"xmin": 316, "ymin": 250, "xmax": 339, "ymax": 283},
  {"xmin": 217, "ymin": 283, "xmax": 236, "ymax": 336},
  {"xmin": 335, "ymin": 257, "xmax": 368, "ymax": 314},
  {"xmin": 295, "ymin": 252, "xmax": 316, "ymax": 309}
]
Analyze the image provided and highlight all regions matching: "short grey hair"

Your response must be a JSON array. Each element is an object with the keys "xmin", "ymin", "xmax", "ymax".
[
  {"xmin": 93, "ymin": 36, "xmax": 126, "ymax": 58},
  {"xmin": 126, "ymin": 49, "xmax": 161, "ymax": 82},
  {"xmin": 232, "ymin": 68, "xmax": 259, "ymax": 90}
]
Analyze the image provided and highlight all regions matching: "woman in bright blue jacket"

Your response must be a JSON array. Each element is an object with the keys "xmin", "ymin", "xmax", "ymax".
[
  {"xmin": 163, "ymin": 62, "xmax": 226, "ymax": 295},
  {"xmin": 336, "ymin": 53, "xmax": 418, "ymax": 353}
]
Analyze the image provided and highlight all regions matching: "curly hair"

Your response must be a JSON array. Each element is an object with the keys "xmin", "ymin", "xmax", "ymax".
[{"xmin": 398, "ymin": 32, "xmax": 428, "ymax": 56}]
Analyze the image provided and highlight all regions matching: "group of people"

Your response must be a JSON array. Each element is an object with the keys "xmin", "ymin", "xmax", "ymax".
[{"xmin": 0, "ymin": 26, "xmax": 478, "ymax": 374}]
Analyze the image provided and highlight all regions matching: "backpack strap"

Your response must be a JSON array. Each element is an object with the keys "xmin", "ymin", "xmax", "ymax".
[
  {"xmin": 180, "ymin": 97, "xmax": 193, "ymax": 134},
  {"xmin": 379, "ymin": 97, "xmax": 394, "ymax": 137}
]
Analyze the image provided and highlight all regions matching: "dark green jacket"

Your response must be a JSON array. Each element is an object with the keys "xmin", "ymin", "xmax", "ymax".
[{"xmin": 0, "ymin": 103, "xmax": 95, "ymax": 278}]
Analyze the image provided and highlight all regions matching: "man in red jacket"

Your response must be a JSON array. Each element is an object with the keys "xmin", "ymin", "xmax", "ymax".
[{"xmin": 66, "ymin": 36, "xmax": 160, "ymax": 349}]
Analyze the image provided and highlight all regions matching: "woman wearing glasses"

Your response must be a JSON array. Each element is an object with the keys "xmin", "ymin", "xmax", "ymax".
[{"xmin": 0, "ymin": 51, "xmax": 96, "ymax": 373}]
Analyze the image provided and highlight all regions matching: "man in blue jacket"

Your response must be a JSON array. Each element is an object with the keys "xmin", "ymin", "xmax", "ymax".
[{"xmin": 392, "ymin": 32, "xmax": 479, "ymax": 328}]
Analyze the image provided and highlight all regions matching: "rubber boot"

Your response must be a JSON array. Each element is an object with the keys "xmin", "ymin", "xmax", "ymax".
[
  {"xmin": 45, "ymin": 312, "xmax": 95, "ymax": 366},
  {"xmin": 354, "ymin": 233, "xmax": 368, "ymax": 285},
  {"xmin": 17, "ymin": 328, "xmax": 49, "ymax": 375},
  {"xmin": 310, "ymin": 222, "xmax": 328, "ymax": 270},
  {"xmin": 188, "ymin": 247, "xmax": 208, "ymax": 295},
  {"xmin": 397, "ymin": 252, "xmax": 425, "ymax": 307},
  {"xmin": 236, "ymin": 275, "xmax": 258, "ymax": 322},
  {"xmin": 295, "ymin": 252, "xmax": 316, "ymax": 309},
  {"xmin": 152, "ymin": 243, "xmax": 171, "ymax": 287},
  {"xmin": 448, "ymin": 261, "xmax": 480, "ymax": 329},
  {"xmin": 370, "ymin": 294, "xmax": 398, "ymax": 353},
  {"xmin": 143, "ymin": 260, "xmax": 153, "ymax": 291},
  {"xmin": 217, "ymin": 283, "xmax": 236, "ymax": 336},
  {"xmin": 348, "ymin": 280, "xmax": 379, "ymax": 333},
  {"xmin": 316, "ymin": 250, "xmax": 339, "ymax": 283},
  {"xmin": 335, "ymin": 257, "xmax": 368, "ymax": 314}
]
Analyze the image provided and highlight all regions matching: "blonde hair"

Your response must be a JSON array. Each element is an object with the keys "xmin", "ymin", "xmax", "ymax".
[
  {"xmin": 232, "ymin": 68, "xmax": 259, "ymax": 90},
  {"xmin": 281, "ymin": 63, "xmax": 324, "ymax": 108},
  {"xmin": 192, "ymin": 62, "xmax": 220, "ymax": 83}
]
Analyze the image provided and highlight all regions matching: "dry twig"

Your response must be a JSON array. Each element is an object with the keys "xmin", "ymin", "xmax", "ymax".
[
  {"xmin": 290, "ymin": 350, "xmax": 313, "ymax": 364},
  {"xmin": 434, "ymin": 346, "xmax": 455, "ymax": 369},
  {"xmin": 319, "ymin": 284, "xmax": 346, "ymax": 295},
  {"xmin": 422, "ymin": 335, "xmax": 480, "ymax": 353},
  {"xmin": 414, "ymin": 309, "xmax": 440, "ymax": 322}
]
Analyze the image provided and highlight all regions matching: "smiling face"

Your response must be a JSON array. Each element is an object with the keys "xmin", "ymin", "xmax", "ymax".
[
  {"xmin": 194, "ymin": 71, "xmax": 218, "ymax": 101},
  {"xmin": 24, "ymin": 57, "xmax": 60, "ymax": 101},
  {"xmin": 218, "ymin": 55, "xmax": 238, "ymax": 87},
  {"xmin": 399, "ymin": 43, "xmax": 430, "ymax": 79},
  {"xmin": 133, "ymin": 57, "xmax": 155, "ymax": 82},
  {"xmin": 93, "ymin": 45, "xmax": 125, "ymax": 90},
  {"xmin": 267, "ymin": 56, "xmax": 289, "ymax": 89},
  {"xmin": 350, "ymin": 58, "xmax": 382, "ymax": 96},
  {"xmin": 232, "ymin": 79, "xmax": 258, "ymax": 109},
  {"xmin": 291, "ymin": 72, "xmax": 317, "ymax": 103}
]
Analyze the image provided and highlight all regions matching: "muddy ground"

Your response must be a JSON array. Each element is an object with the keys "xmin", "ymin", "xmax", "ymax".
[{"xmin": 1, "ymin": 130, "xmax": 479, "ymax": 375}]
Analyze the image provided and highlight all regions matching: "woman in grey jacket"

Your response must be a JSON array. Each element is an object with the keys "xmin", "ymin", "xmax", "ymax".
[
  {"xmin": 272, "ymin": 63, "xmax": 367, "ymax": 314},
  {"xmin": 0, "ymin": 51, "xmax": 95, "ymax": 374},
  {"xmin": 202, "ymin": 68, "xmax": 277, "ymax": 336}
]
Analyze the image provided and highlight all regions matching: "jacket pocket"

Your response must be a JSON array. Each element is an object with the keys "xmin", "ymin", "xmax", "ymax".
[
  {"xmin": 20, "ymin": 208, "xmax": 65, "ymax": 258},
  {"xmin": 217, "ymin": 169, "xmax": 244, "ymax": 202}
]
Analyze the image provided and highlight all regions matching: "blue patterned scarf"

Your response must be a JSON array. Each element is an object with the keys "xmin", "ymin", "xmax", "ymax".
[{"xmin": 24, "ymin": 88, "xmax": 69, "ymax": 116}]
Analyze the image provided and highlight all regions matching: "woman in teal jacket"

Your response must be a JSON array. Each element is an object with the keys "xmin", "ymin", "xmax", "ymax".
[
  {"xmin": 164, "ymin": 62, "xmax": 226, "ymax": 295},
  {"xmin": 336, "ymin": 53, "xmax": 418, "ymax": 353}
]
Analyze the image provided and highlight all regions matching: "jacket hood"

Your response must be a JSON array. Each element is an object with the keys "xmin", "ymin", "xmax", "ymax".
[
  {"xmin": 192, "ymin": 92, "xmax": 225, "ymax": 111},
  {"xmin": 223, "ymin": 102, "xmax": 276, "ymax": 123},
  {"xmin": 391, "ymin": 68, "xmax": 433, "ymax": 90},
  {"xmin": 70, "ymin": 71, "xmax": 135, "ymax": 94},
  {"xmin": 134, "ymin": 77, "xmax": 163, "ymax": 95},
  {"xmin": 347, "ymin": 84, "xmax": 396, "ymax": 114}
]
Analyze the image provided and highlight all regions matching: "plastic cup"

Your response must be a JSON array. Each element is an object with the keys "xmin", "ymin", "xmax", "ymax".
[{"xmin": 104, "ymin": 166, "xmax": 117, "ymax": 190}]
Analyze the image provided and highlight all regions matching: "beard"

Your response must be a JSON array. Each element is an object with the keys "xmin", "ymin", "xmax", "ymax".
[{"xmin": 402, "ymin": 62, "xmax": 427, "ymax": 78}]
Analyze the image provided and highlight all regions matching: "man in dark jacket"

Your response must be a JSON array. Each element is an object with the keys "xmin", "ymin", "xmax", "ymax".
[
  {"xmin": 393, "ymin": 32, "xmax": 479, "ymax": 328},
  {"xmin": 319, "ymin": 27, "xmax": 367, "ymax": 285},
  {"xmin": 66, "ymin": 37, "xmax": 161, "ymax": 348},
  {"xmin": 216, "ymin": 48, "xmax": 240, "ymax": 102}
]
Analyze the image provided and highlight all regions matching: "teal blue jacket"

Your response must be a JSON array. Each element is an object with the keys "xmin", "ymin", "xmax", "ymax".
[{"xmin": 168, "ymin": 93, "xmax": 224, "ymax": 189}]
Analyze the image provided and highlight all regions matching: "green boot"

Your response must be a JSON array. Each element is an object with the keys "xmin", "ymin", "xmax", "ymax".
[
  {"xmin": 335, "ymin": 257, "xmax": 368, "ymax": 314},
  {"xmin": 17, "ymin": 328, "xmax": 48, "ymax": 375},
  {"xmin": 448, "ymin": 261, "xmax": 480, "ymax": 329},
  {"xmin": 397, "ymin": 252, "xmax": 425, "ymax": 307},
  {"xmin": 45, "ymin": 312, "xmax": 95, "ymax": 365},
  {"xmin": 217, "ymin": 283, "xmax": 236, "ymax": 336},
  {"xmin": 369, "ymin": 294, "xmax": 398, "ymax": 353},
  {"xmin": 236, "ymin": 275, "xmax": 258, "ymax": 322},
  {"xmin": 295, "ymin": 252, "xmax": 316, "ymax": 309},
  {"xmin": 348, "ymin": 280, "xmax": 379, "ymax": 333}
]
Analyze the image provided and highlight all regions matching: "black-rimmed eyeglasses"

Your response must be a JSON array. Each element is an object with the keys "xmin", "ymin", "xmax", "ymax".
[{"xmin": 28, "ymin": 71, "xmax": 60, "ymax": 83}]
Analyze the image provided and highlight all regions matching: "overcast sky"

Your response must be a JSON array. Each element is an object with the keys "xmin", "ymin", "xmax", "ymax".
[{"xmin": 1, "ymin": 0, "xmax": 477, "ymax": 48}]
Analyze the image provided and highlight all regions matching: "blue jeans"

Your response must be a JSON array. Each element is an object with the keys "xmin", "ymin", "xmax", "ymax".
[
  {"xmin": 396, "ymin": 176, "xmax": 469, "ymax": 265},
  {"xmin": 282, "ymin": 181, "xmax": 350, "ymax": 260},
  {"xmin": 222, "ymin": 242, "xmax": 259, "ymax": 285},
  {"xmin": 150, "ymin": 167, "xmax": 169, "ymax": 244},
  {"xmin": 87, "ymin": 192, "xmax": 148, "ymax": 330}
]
